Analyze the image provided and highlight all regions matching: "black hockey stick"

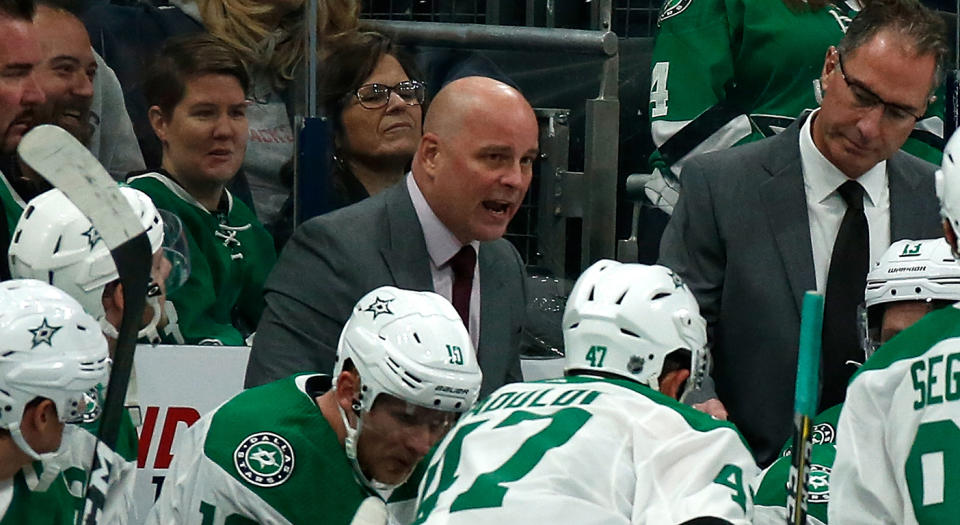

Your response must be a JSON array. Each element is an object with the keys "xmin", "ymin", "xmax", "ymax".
[
  {"xmin": 785, "ymin": 291, "xmax": 824, "ymax": 525},
  {"xmin": 18, "ymin": 124, "xmax": 152, "ymax": 524}
]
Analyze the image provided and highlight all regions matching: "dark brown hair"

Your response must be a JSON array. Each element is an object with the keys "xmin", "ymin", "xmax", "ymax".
[
  {"xmin": 838, "ymin": 0, "xmax": 949, "ymax": 92},
  {"xmin": 0, "ymin": 0, "xmax": 34, "ymax": 19},
  {"xmin": 318, "ymin": 31, "xmax": 424, "ymax": 143},
  {"xmin": 144, "ymin": 33, "xmax": 251, "ymax": 117}
]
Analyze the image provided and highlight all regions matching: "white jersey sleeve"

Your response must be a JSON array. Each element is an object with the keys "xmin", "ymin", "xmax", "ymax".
[
  {"xmin": 146, "ymin": 413, "xmax": 292, "ymax": 525},
  {"xmin": 830, "ymin": 305, "xmax": 960, "ymax": 524}
]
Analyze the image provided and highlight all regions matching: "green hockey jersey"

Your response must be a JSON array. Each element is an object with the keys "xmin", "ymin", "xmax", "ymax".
[
  {"xmin": 752, "ymin": 404, "xmax": 842, "ymax": 525},
  {"xmin": 128, "ymin": 171, "xmax": 276, "ymax": 346},
  {"xmin": 831, "ymin": 304, "xmax": 960, "ymax": 524},
  {"xmin": 146, "ymin": 374, "xmax": 381, "ymax": 524},
  {"xmin": 0, "ymin": 424, "xmax": 136, "ymax": 524},
  {"xmin": 649, "ymin": 0, "xmax": 942, "ymax": 179}
]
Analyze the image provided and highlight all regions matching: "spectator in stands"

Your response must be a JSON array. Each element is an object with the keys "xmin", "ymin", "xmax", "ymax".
[
  {"xmin": 31, "ymin": 2, "xmax": 144, "ymax": 180},
  {"xmin": 659, "ymin": 0, "xmax": 947, "ymax": 466},
  {"xmin": 318, "ymin": 31, "xmax": 425, "ymax": 209},
  {"xmin": 0, "ymin": 0, "xmax": 44, "ymax": 280},
  {"xmin": 127, "ymin": 34, "xmax": 276, "ymax": 346},
  {"xmin": 246, "ymin": 76, "xmax": 536, "ymax": 397},
  {"xmin": 80, "ymin": 0, "xmax": 360, "ymax": 234}
]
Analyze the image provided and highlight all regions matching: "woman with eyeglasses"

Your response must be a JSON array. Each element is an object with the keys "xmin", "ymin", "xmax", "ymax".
[
  {"xmin": 127, "ymin": 34, "xmax": 277, "ymax": 347},
  {"xmin": 318, "ymin": 32, "xmax": 426, "ymax": 209}
]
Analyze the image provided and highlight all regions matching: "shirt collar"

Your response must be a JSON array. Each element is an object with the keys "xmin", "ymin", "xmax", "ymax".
[
  {"xmin": 800, "ymin": 109, "xmax": 886, "ymax": 205},
  {"xmin": 406, "ymin": 174, "xmax": 479, "ymax": 267}
]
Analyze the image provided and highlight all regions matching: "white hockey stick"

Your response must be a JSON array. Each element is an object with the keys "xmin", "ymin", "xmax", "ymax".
[{"xmin": 18, "ymin": 124, "xmax": 152, "ymax": 524}]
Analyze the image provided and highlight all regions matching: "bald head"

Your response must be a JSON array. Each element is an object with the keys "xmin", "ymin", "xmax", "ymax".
[
  {"xmin": 422, "ymin": 76, "xmax": 535, "ymax": 142},
  {"xmin": 413, "ymin": 76, "xmax": 538, "ymax": 244}
]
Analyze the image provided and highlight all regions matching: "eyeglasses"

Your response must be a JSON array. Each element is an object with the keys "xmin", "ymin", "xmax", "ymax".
[
  {"xmin": 354, "ymin": 80, "xmax": 425, "ymax": 110},
  {"xmin": 835, "ymin": 50, "xmax": 925, "ymax": 123}
]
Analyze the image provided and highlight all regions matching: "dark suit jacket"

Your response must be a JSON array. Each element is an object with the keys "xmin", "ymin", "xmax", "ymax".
[
  {"xmin": 658, "ymin": 118, "xmax": 942, "ymax": 466},
  {"xmin": 245, "ymin": 181, "xmax": 527, "ymax": 397}
]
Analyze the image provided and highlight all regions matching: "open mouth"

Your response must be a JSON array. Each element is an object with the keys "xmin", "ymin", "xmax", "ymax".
[{"xmin": 482, "ymin": 200, "xmax": 511, "ymax": 215}]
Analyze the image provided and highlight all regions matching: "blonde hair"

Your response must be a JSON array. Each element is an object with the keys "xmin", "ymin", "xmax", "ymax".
[{"xmin": 196, "ymin": 0, "xmax": 360, "ymax": 86}]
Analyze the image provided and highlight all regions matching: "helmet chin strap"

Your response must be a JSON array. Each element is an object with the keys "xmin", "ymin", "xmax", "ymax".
[
  {"xmin": 9, "ymin": 421, "xmax": 59, "ymax": 463},
  {"xmin": 99, "ymin": 294, "xmax": 162, "ymax": 344},
  {"xmin": 335, "ymin": 401, "xmax": 404, "ymax": 493}
]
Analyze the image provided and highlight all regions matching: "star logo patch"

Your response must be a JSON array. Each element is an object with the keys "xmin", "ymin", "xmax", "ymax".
[
  {"xmin": 234, "ymin": 432, "xmax": 295, "ymax": 487},
  {"xmin": 363, "ymin": 297, "xmax": 395, "ymax": 320},
  {"xmin": 81, "ymin": 226, "xmax": 102, "ymax": 249},
  {"xmin": 28, "ymin": 318, "xmax": 62, "ymax": 348}
]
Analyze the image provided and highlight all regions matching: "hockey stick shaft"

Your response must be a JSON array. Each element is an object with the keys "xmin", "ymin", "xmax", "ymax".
[
  {"xmin": 786, "ymin": 291, "xmax": 823, "ymax": 525},
  {"xmin": 17, "ymin": 125, "xmax": 151, "ymax": 524}
]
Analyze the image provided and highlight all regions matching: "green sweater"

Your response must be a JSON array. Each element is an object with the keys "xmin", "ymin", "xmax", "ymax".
[{"xmin": 128, "ymin": 171, "xmax": 276, "ymax": 345}]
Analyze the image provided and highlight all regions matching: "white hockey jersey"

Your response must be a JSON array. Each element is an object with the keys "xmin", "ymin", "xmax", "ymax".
[
  {"xmin": 412, "ymin": 376, "xmax": 758, "ymax": 525},
  {"xmin": 830, "ymin": 304, "xmax": 960, "ymax": 524}
]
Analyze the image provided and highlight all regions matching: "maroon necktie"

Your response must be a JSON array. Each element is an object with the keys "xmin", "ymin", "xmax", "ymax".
[{"xmin": 448, "ymin": 245, "xmax": 476, "ymax": 328}]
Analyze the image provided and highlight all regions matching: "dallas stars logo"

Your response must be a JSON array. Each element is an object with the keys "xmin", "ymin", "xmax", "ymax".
[
  {"xmin": 812, "ymin": 422, "xmax": 836, "ymax": 445},
  {"xmin": 658, "ymin": 0, "xmax": 693, "ymax": 26},
  {"xmin": 81, "ymin": 225, "xmax": 102, "ymax": 249},
  {"xmin": 363, "ymin": 296, "xmax": 395, "ymax": 320},
  {"xmin": 234, "ymin": 432, "xmax": 295, "ymax": 488},
  {"xmin": 807, "ymin": 464, "xmax": 832, "ymax": 504},
  {"xmin": 28, "ymin": 318, "xmax": 62, "ymax": 348}
]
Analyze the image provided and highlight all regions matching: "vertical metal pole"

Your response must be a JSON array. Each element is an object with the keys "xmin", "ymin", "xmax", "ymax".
[
  {"xmin": 545, "ymin": 0, "xmax": 555, "ymax": 28},
  {"xmin": 305, "ymin": 0, "xmax": 318, "ymax": 117},
  {"xmin": 582, "ymin": 0, "xmax": 619, "ymax": 267},
  {"xmin": 591, "ymin": 0, "xmax": 612, "ymax": 31}
]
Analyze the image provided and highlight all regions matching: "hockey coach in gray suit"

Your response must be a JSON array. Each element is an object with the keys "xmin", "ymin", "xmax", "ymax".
[
  {"xmin": 658, "ymin": 0, "xmax": 947, "ymax": 467},
  {"xmin": 245, "ymin": 76, "xmax": 538, "ymax": 396}
]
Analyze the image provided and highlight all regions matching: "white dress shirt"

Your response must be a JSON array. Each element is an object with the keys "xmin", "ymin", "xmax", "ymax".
[
  {"xmin": 799, "ymin": 110, "xmax": 891, "ymax": 293},
  {"xmin": 407, "ymin": 175, "xmax": 481, "ymax": 350}
]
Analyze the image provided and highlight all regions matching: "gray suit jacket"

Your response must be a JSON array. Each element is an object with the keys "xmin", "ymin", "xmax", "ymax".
[
  {"xmin": 659, "ymin": 118, "xmax": 941, "ymax": 466},
  {"xmin": 245, "ymin": 181, "xmax": 527, "ymax": 397}
]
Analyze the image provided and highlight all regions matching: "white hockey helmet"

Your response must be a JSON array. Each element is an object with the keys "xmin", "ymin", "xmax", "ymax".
[
  {"xmin": 8, "ymin": 187, "xmax": 187, "ymax": 340},
  {"xmin": 0, "ymin": 280, "xmax": 110, "ymax": 460},
  {"xmin": 937, "ymin": 130, "xmax": 960, "ymax": 256},
  {"xmin": 333, "ymin": 286, "xmax": 482, "ymax": 489},
  {"xmin": 858, "ymin": 238, "xmax": 960, "ymax": 357},
  {"xmin": 563, "ymin": 260, "xmax": 708, "ymax": 393},
  {"xmin": 334, "ymin": 286, "xmax": 482, "ymax": 414}
]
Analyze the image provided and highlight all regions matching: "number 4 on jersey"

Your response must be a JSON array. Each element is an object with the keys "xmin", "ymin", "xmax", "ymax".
[
  {"xmin": 650, "ymin": 62, "xmax": 670, "ymax": 118},
  {"xmin": 713, "ymin": 464, "xmax": 747, "ymax": 512}
]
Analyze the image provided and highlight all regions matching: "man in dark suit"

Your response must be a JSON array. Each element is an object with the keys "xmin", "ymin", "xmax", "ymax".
[
  {"xmin": 246, "ymin": 76, "xmax": 538, "ymax": 396},
  {"xmin": 659, "ymin": 0, "xmax": 948, "ymax": 466}
]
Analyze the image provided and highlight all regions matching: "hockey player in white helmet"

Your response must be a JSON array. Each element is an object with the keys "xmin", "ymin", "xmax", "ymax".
[
  {"xmin": 8, "ymin": 186, "xmax": 189, "ymax": 347},
  {"xmin": 414, "ymin": 261, "xmax": 758, "ymax": 525},
  {"xmin": 753, "ymin": 237, "xmax": 960, "ymax": 525},
  {"xmin": 147, "ymin": 286, "xmax": 482, "ymax": 525},
  {"xmin": 829, "ymin": 131, "xmax": 960, "ymax": 524},
  {"xmin": 0, "ymin": 279, "xmax": 115, "ymax": 523}
]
